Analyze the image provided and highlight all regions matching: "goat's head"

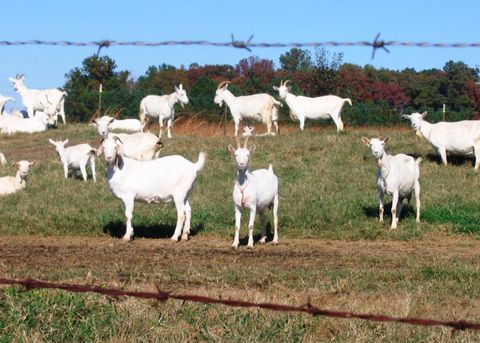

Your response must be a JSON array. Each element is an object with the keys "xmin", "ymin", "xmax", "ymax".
[
  {"xmin": 92, "ymin": 116, "xmax": 115, "ymax": 138},
  {"xmin": 9, "ymin": 74, "xmax": 25, "ymax": 91},
  {"xmin": 272, "ymin": 80, "xmax": 291, "ymax": 100},
  {"xmin": 14, "ymin": 160, "xmax": 36, "ymax": 181},
  {"xmin": 214, "ymin": 81, "xmax": 230, "ymax": 107},
  {"xmin": 362, "ymin": 136, "xmax": 389, "ymax": 159},
  {"xmin": 97, "ymin": 136, "xmax": 124, "ymax": 166},
  {"xmin": 228, "ymin": 126, "xmax": 256, "ymax": 170},
  {"xmin": 48, "ymin": 138, "xmax": 69, "ymax": 153},
  {"xmin": 402, "ymin": 111, "xmax": 427, "ymax": 132},
  {"xmin": 36, "ymin": 111, "xmax": 57, "ymax": 126},
  {"xmin": 174, "ymin": 84, "xmax": 189, "ymax": 108}
]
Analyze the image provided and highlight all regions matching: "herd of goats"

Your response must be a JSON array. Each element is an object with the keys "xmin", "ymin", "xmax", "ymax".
[{"xmin": 1, "ymin": 75, "xmax": 480, "ymax": 248}]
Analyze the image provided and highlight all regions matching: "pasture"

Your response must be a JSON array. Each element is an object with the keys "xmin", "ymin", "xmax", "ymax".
[{"xmin": 1, "ymin": 120, "xmax": 480, "ymax": 341}]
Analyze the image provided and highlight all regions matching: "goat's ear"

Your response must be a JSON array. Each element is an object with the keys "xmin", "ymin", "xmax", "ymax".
[
  {"xmin": 63, "ymin": 139, "xmax": 69, "ymax": 145},
  {"xmin": 228, "ymin": 144, "xmax": 236, "ymax": 154},
  {"xmin": 380, "ymin": 136, "xmax": 389, "ymax": 144},
  {"xmin": 402, "ymin": 114, "xmax": 411, "ymax": 119},
  {"xmin": 174, "ymin": 85, "xmax": 179, "ymax": 92},
  {"xmin": 273, "ymin": 86, "xmax": 279, "ymax": 91},
  {"xmin": 108, "ymin": 118, "xmax": 115, "ymax": 125},
  {"xmin": 29, "ymin": 161, "xmax": 38, "ymax": 166},
  {"xmin": 421, "ymin": 111, "xmax": 427, "ymax": 118},
  {"xmin": 8, "ymin": 77, "xmax": 15, "ymax": 82},
  {"xmin": 48, "ymin": 138, "xmax": 56, "ymax": 145},
  {"xmin": 361, "ymin": 137, "xmax": 370, "ymax": 146},
  {"xmin": 179, "ymin": 84, "xmax": 183, "ymax": 90},
  {"xmin": 12, "ymin": 161, "xmax": 17, "ymax": 167},
  {"xmin": 249, "ymin": 144, "xmax": 256, "ymax": 153}
]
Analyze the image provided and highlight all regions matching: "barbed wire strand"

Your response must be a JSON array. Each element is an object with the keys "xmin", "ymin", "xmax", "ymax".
[
  {"xmin": 1, "ymin": 277, "xmax": 479, "ymax": 331},
  {"xmin": 1, "ymin": 34, "xmax": 480, "ymax": 59}
]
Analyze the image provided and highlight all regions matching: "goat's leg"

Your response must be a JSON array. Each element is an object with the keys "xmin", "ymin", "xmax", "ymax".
[
  {"xmin": 299, "ymin": 116, "xmax": 306, "ymax": 131},
  {"xmin": 158, "ymin": 116, "xmax": 164, "ymax": 138},
  {"xmin": 247, "ymin": 206, "xmax": 257, "ymax": 249},
  {"xmin": 63, "ymin": 164, "xmax": 69, "ymax": 179},
  {"xmin": 390, "ymin": 191, "xmax": 399, "ymax": 229},
  {"xmin": 80, "ymin": 164, "xmax": 88, "ymax": 182},
  {"xmin": 272, "ymin": 193, "xmax": 279, "ymax": 244},
  {"xmin": 90, "ymin": 156, "xmax": 96, "ymax": 183},
  {"xmin": 414, "ymin": 181, "xmax": 421, "ymax": 223},
  {"xmin": 378, "ymin": 192, "xmax": 384, "ymax": 222},
  {"xmin": 232, "ymin": 205, "xmax": 242, "ymax": 249},
  {"xmin": 258, "ymin": 211, "xmax": 267, "ymax": 244},
  {"xmin": 123, "ymin": 197, "xmax": 135, "ymax": 241},
  {"xmin": 181, "ymin": 201, "xmax": 191, "ymax": 241},
  {"xmin": 438, "ymin": 147, "xmax": 448, "ymax": 166},
  {"xmin": 474, "ymin": 144, "xmax": 480, "ymax": 170},
  {"xmin": 266, "ymin": 119, "xmax": 272, "ymax": 135},
  {"xmin": 171, "ymin": 196, "xmax": 186, "ymax": 241},
  {"xmin": 167, "ymin": 118, "xmax": 173, "ymax": 139},
  {"xmin": 234, "ymin": 119, "xmax": 240, "ymax": 136},
  {"xmin": 330, "ymin": 111, "xmax": 344, "ymax": 132},
  {"xmin": 396, "ymin": 198, "xmax": 404, "ymax": 224},
  {"xmin": 27, "ymin": 107, "xmax": 34, "ymax": 118},
  {"xmin": 273, "ymin": 120, "xmax": 279, "ymax": 135}
]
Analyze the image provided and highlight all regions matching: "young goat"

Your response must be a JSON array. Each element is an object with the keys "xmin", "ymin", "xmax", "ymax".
[
  {"xmin": 0, "ymin": 160, "xmax": 36, "ymax": 196},
  {"xmin": 228, "ymin": 127, "xmax": 279, "ymax": 249},
  {"xmin": 92, "ymin": 115, "xmax": 143, "ymax": 133},
  {"xmin": 362, "ymin": 137, "xmax": 421, "ymax": 229},
  {"xmin": 97, "ymin": 136, "xmax": 205, "ymax": 241},
  {"xmin": 49, "ymin": 139, "xmax": 96, "ymax": 182},
  {"xmin": 403, "ymin": 111, "xmax": 480, "ymax": 169}
]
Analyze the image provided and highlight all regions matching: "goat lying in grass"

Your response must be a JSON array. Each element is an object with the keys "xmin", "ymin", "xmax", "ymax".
[
  {"xmin": 403, "ymin": 111, "xmax": 480, "ymax": 169},
  {"xmin": 0, "ymin": 160, "xmax": 36, "ymax": 196},
  {"xmin": 362, "ymin": 136, "xmax": 421, "ymax": 229},
  {"xmin": 97, "ymin": 135, "xmax": 206, "ymax": 241},
  {"xmin": 0, "ymin": 112, "xmax": 55, "ymax": 134},
  {"xmin": 49, "ymin": 139, "xmax": 96, "ymax": 182},
  {"xmin": 228, "ymin": 127, "xmax": 279, "ymax": 249}
]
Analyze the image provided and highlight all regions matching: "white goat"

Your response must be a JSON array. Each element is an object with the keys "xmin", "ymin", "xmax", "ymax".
[
  {"xmin": 93, "ymin": 115, "xmax": 143, "ymax": 133},
  {"xmin": 1, "ymin": 112, "xmax": 55, "ymax": 135},
  {"xmin": 228, "ymin": 127, "xmax": 279, "ymax": 249},
  {"xmin": 49, "ymin": 139, "xmax": 97, "ymax": 182},
  {"xmin": 273, "ymin": 80, "xmax": 352, "ymax": 132},
  {"xmin": 0, "ymin": 152, "xmax": 6, "ymax": 166},
  {"xmin": 403, "ymin": 111, "xmax": 480, "ymax": 170},
  {"xmin": 93, "ymin": 120, "xmax": 163, "ymax": 161},
  {"xmin": 214, "ymin": 81, "xmax": 282, "ymax": 136},
  {"xmin": 0, "ymin": 160, "xmax": 36, "ymax": 196},
  {"xmin": 0, "ymin": 95, "xmax": 14, "ymax": 115},
  {"xmin": 362, "ymin": 137, "xmax": 421, "ymax": 229},
  {"xmin": 9, "ymin": 74, "xmax": 67, "ymax": 123},
  {"xmin": 139, "ymin": 84, "xmax": 189, "ymax": 138},
  {"xmin": 97, "ymin": 135, "xmax": 206, "ymax": 241}
]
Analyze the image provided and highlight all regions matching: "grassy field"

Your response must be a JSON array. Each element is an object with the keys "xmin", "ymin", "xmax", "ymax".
[{"xmin": 1, "ymin": 120, "xmax": 480, "ymax": 341}]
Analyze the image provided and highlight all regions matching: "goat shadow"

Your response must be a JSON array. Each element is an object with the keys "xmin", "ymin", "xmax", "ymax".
[
  {"xmin": 363, "ymin": 203, "xmax": 416, "ymax": 221},
  {"xmin": 425, "ymin": 153, "xmax": 473, "ymax": 167},
  {"xmin": 103, "ymin": 221, "xmax": 205, "ymax": 239},
  {"xmin": 237, "ymin": 222, "xmax": 276, "ymax": 247}
]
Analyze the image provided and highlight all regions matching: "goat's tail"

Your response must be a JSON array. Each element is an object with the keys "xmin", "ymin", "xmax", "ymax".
[
  {"xmin": 194, "ymin": 152, "xmax": 206, "ymax": 172},
  {"xmin": 415, "ymin": 157, "xmax": 423, "ymax": 166},
  {"xmin": 344, "ymin": 98, "xmax": 352, "ymax": 106},
  {"xmin": 0, "ymin": 153, "xmax": 6, "ymax": 166},
  {"xmin": 268, "ymin": 163, "xmax": 274, "ymax": 173}
]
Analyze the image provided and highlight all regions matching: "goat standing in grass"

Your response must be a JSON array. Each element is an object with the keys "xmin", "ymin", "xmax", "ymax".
[
  {"xmin": 49, "ymin": 139, "xmax": 97, "ymax": 182},
  {"xmin": 362, "ymin": 137, "xmax": 421, "ymax": 229},
  {"xmin": 228, "ymin": 127, "xmax": 279, "ymax": 249},
  {"xmin": 139, "ymin": 84, "xmax": 189, "ymax": 138},
  {"xmin": 403, "ymin": 111, "xmax": 480, "ymax": 170},
  {"xmin": 0, "ymin": 160, "xmax": 36, "ymax": 196},
  {"xmin": 273, "ymin": 80, "xmax": 351, "ymax": 132},
  {"xmin": 97, "ymin": 136, "xmax": 205, "ymax": 241}
]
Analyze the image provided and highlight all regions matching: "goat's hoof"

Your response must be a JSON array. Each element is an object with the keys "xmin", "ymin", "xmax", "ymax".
[
  {"xmin": 272, "ymin": 239, "xmax": 278, "ymax": 245},
  {"xmin": 259, "ymin": 237, "xmax": 267, "ymax": 244},
  {"xmin": 247, "ymin": 244, "xmax": 254, "ymax": 249},
  {"xmin": 181, "ymin": 234, "xmax": 189, "ymax": 241},
  {"xmin": 122, "ymin": 236, "xmax": 132, "ymax": 241},
  {"xmin": 231, "ymin": 243, "xmax": 239, "ymax": 249},
  {"xmin": 416, "ymin": 219, "xmax": 420, "ymax": 223},
  {"xmin": 170, "ymin": 236, "xmax": 179, "ymax": 242}
]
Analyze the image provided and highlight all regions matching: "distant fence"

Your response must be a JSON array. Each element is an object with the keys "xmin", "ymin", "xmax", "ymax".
[{"xmin": 1, "ymin": 277, "xmax": 479, "ymax": 332}]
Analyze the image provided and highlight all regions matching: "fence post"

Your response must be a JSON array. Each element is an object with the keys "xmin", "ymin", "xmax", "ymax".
[{"xmin": 98, "ymin": 84, "xmax": 103, "ymax": 113}]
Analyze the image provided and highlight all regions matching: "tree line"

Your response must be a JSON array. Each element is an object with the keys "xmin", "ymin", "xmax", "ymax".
[{"xmin": 63, "ymin": 48, "xmax": 480, "ymax": 125}]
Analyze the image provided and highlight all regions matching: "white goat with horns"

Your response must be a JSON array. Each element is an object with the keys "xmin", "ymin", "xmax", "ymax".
[
  {"xmin": 9, "ymin": 74, "xmax": 67, "ymax": 124},
  {"xmin": 403, "ymin": 111, "xmax": 480, "ymax": 170},
  {"xmin": 97, "ymin": 135, "xmax": 206, "ymax": 241},
  {"xmin": 138, "ymin": 84, "xmax": 189, "ymax": 138},
  {"xmin": 228, "ymin": 126, "xmax": 279, "ymax": 249},
  {"xmin": 273, "ymin": 80, "xmax": 352, "ymax": 132},
  {"xmin": 215, "ymin": 81, "xmax": 282, "ymax": 136},
  {"xmin": 362, "ymin": 136, "xmax": 421, "ymax": 229}
]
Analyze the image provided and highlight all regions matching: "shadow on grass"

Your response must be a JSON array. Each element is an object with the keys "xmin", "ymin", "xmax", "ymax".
[
  {"xmin": 363, "ymin": 203, "xmax": 417, "ymax": 220},
  {"xmin": 425, "ymin": 153, "xmax": 473, "ymax": 167},
  {"xmin": 237, "ymin": 222, "xmax": 276, "ymax": 247},
  {"xmin": 103, "ymin": 221, "xmax": 205, "ymax": 239}
]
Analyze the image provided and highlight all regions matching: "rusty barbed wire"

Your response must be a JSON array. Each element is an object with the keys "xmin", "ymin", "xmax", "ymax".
[
  {"xmin": 1, "ymin": 33, "xmax": 480, "ymax": 59},
  {"xmin": 1, "ymin": 277, "xmax": 479, "ymax": 331}
]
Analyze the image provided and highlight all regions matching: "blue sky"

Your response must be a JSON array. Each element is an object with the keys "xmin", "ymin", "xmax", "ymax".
[{"xmin": 1, "ymin": 1, "xmax": 478, "ymax": 110}]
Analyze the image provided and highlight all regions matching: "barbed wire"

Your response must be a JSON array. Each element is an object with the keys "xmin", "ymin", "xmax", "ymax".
[
  {"xmin": 1, "ymin": 277, "xmax": 479, "ymax": 331},
  {"xmin": 1, "ymin": 33, "xmax": 480, "ymax": 59}
]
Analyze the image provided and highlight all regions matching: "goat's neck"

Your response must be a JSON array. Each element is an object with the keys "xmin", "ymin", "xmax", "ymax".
[
  {"xmin": 418, "ymin": 120, "xmax": 432, "ymax": 140},
  {"xmin": 168, "ymin": 93, "xmax": 178, "ymax": 108},
  {"xmin": 236, "ymin": 168, "xmax": 252, "ymax": 187},
  {"xmin": 284, "ymin": 92, "xmax": 297, "ymax": 108},
  {"xmin": 377, "ymin": 152, "xmax": 391, "ymax": 177},
  {"xmin": 14, "ymin": 171, "xmax": 26, "ymax": 190},
  {"xmin": 15, "ymin": 82, "xmax": 29, "ymax": 96},
  {"xmin": 221, "ymin": 90, "xmax": 237, "ymax": 108}
]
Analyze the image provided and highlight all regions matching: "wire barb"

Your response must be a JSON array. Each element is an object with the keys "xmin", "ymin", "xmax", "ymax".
[
  {"xmin": 371, "ymin": 33, "xmax": 390, "ymax": 59},
  {"xmin": 231, "ymin": 34, "xmax": 254, "ymax": 51},
  {"xmin": 96, "ymin": 40, "xmax": 112, "ymax": 57}
]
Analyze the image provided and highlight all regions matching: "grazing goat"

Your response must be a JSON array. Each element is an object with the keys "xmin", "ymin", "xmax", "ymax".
[
  {"xmin": 0, "ymin": 95, "xmax": 14, "ymax": 115},
  {"xmin": 97, "ymin": 136, "xmax": 206, "ymax": 241},
  {"xmin": 228, "ymin": 127, "xmax": 279, "ymax": 249},
  {"xmin": 403, "ymin": 111, "xmax": 480, "ymax": 170},
  {"xmin": 362, "ymin": 136, "xmax": 421, "ymax": 229},
  {"xmin": 49, "ymin": 139, "xmax": 96, "ymax": 182},
  {"xmin": 214, "ymin": 81, "xmax": 281, "ymax": 136},
  {"xmin": 9, "ymin": 74, "xmax": 67, "ymax": 123},
  {"xmin": 1, "ymin": 112, "xmax": 55, "ymax": 134},
  {"xmin": 92, "ymin": 115, "xmax": 143, "ymax": 133},
  {"xmin": 0, "ymin": 160, "xmax": 36, "ymax": 196},
  {"xmin": 139, "ymin": 84, "xmax": 189, "ymax": 138},
  {"xmin": 273, "ymin": 80, "xmax": 351, "ymax": 132},
  {"xmin": 0, "ymin": 152, "xmax": 6, "ymax": 166}
]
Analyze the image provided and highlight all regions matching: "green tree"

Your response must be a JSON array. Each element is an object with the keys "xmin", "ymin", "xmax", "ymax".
[{"xmin": 279, "ymin": 48, "xmax": 313, "ymax": 73}]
